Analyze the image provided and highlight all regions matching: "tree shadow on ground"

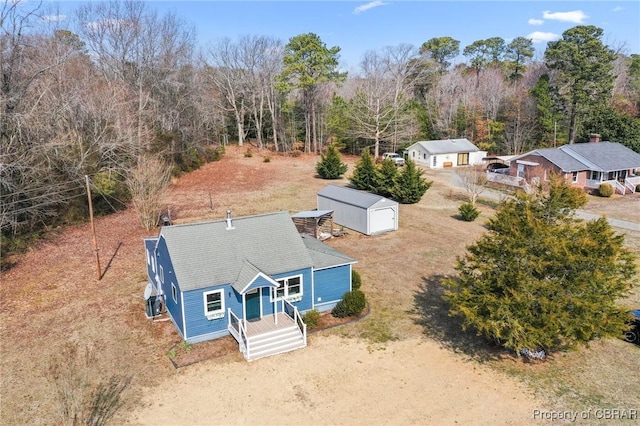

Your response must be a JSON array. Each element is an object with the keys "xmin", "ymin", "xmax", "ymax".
[{"xmin": 411, "ymin": 274, "xmax": 504, "ymax": 363}]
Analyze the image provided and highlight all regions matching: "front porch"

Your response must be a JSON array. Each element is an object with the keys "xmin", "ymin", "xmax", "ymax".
[{"xmin": 227, "ymin": 301, "xmax": 307, "ymax": 361}]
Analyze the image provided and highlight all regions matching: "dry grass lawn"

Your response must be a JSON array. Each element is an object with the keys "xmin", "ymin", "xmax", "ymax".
[{"xmin": 1, "ymin": 146, "xmax": 639, "ymax": 425}]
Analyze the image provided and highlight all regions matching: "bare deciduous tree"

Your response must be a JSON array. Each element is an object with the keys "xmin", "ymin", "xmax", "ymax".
[
  {"xmin": 456, "ymin": 165, "xmax": 487, "ymax": 205},
  {"xmin": 126, "ymin": 155, "xmax": 172, "ymax": 230}
]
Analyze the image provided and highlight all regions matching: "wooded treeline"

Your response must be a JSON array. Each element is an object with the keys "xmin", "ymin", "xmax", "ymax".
[{"xmin": 2, "ymin": 0, "xmax": 640, "ymax": 247}]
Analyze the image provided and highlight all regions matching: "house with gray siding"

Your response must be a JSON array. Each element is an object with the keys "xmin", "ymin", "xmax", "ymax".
[{"xmin": 143, "ymin": 211, "xmax": 356, "ymax": 361}]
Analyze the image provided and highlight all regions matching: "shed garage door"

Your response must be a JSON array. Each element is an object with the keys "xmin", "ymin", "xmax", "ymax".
[{"xmin": 370, "ymin": 207, "xmax": 396, "ymax": 234}]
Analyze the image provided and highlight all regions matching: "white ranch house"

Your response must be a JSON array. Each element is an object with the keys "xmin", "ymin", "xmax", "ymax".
[{"xmin": 405, "ymin": 139, "xmax": 487, "ymax": 169}]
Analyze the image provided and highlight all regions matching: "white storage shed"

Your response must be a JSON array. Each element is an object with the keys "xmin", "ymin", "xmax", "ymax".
[{"xmin": 317, "ymin": 185, "xmax": 399, "ymax": 236}]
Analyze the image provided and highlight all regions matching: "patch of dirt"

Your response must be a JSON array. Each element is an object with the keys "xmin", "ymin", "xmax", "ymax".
[{"xmin": 168, "ymin": 309, "xmax": 368, "ymax": 368}]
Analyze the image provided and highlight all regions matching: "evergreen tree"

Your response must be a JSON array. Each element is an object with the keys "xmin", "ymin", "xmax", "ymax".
[
  {"xmin": 316, "ymin": 143, "xmax": 348, "ymax": 179},
  {"xmin": 443, "ymin": 178, "xmax": 637, "ymax": 356},
  {"xmin": 391, "ymin": 160, "xmax": 432, "ymax": 204},
  {"xmin": 375, "ymin": 158, "xmax": 399, "ymax": 198},
  {"xmin": 349, "ymin": 150, "xmax": 379, "ymax": 191},
  {"xmin": 545, "ymin": 26, "xmax": 616, "ymax": 144}
]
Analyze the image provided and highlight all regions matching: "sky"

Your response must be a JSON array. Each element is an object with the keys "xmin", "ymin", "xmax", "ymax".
[{"xmin": 41, "ymin": 1, "xmax": 640, "ymax": 72}]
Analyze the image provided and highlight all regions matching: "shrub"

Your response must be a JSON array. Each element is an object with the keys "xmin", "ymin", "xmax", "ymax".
[
  {"xmin": 332, "ymin": 289, "xmax": 366, "ymax": 318},
  {"xmin": 458, "ymin": 202, "xmax": 480, "ymax": 222},
  {"xmin": 598, "ymin": 182, "xmax": 613, "ymax": 197},
  {"xmin": 391, "ymin": 160, "xmax": 432, "ymax": 204},
  {"xmin": 351, "ymin": 269, "xmax": 362, "ymax": 290},
  {"xmin": 316, "ymin": 143, "xmax": 348, "ymax": 179},
  {"xmin": 262, "ymin": 156, "xmax": 271, "ymax": 163},
  {"xmin": 636, "ymin": 184, "xmax": 640, "ymax": 192},
  {"xmin": 303, "ymin": 309, "xmax": 321, "ymax": 329},
  {"xmin": 244, "ymin": 148, "xmax": 253, "ymax": 158}
]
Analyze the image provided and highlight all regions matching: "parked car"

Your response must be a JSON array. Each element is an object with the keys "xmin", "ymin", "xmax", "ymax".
[
  {"xmin": 623, "ymin": 309, "xmax": 640, "ymax": 345},
  {"xmin": 486, "ymin": 162, "xmax": 510, "ymax": 174},
  {"xmin": 382, "ymin": 152, "xmax": 405, "ymax": 166}
]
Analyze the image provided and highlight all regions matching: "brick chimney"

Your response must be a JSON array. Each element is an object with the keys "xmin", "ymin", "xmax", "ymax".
[{"xmin": 589, "ymin": 133, "xmax": 601, "ymax": 143}]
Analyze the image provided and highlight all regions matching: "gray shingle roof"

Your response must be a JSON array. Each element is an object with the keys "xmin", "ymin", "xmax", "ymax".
[
  {"xmin": 526, "ymin": 142, "xmax": 640, "ymax": 172},
  {"xmin": 561, "ymin": 142, "xmax": 640, "ymax": 172},
  {"xmin": 160, "ymin": 212, "xmax": 313, "ymax": 291},
  {"xmin": 300, "ymin": 234, "xmax": 356, "ymax": 269},
  {"xmin": 413, "ymin": 138, "xmax": 481, "ymax": 154},
  {"xmin": 317, "ymin": 185, "xmax": 398, "ymax": 209},
  {"xmin": 532, "ymin": 148, "xmax": 587, "ymax": 172}
]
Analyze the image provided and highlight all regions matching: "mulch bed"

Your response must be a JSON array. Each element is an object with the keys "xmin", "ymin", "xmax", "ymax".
[{"xmin": 168, "ymin": 306, "xmax": 370, "ymax": 368}]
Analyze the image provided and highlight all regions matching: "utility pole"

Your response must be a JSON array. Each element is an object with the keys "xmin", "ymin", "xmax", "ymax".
[{"xmin": 85, "ymin": 175, "xmax": 102, "ymax": 280}]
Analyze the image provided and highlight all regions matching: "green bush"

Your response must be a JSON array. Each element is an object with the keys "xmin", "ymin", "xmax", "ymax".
[
  {"xmin": 635, "ymin": 184, "xmax": 640, "ymax": 192},
  {"xmin": 458, "ymin": 202, "xmax": 480, "ymax": 221},
  {"xmin": 316, "ymin": 143, "xmax": 348, "ymax": 179},
  {"xmin": 244, "ymin": 149, "xmax": 253, "ymax": 158},
  {"xmin": 332, "ymin": 289, "xmax": 366, "ymax": 318},
  {"xmin": 598, "ymin": 182, "xmax": 613, "ymax": 197},
  {"xmin": 262, "ymin": 156, "xmax": 271, "ymax": 163},
  {"xmin": 351, "ymin": 269, "xmax": 362, "ymax": 290},
  {"xmin": 303, "ymin": 309, "xmax": 321, "ymax": 329}
]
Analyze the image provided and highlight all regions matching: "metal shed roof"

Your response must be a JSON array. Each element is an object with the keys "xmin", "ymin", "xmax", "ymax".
[
  {"xmin": 317, "ymin": 185, "xmax": 398, "ymax": 209},
  {"xmin": 291, "ymin": 210, "xmax": 334, "ymax": 219}
]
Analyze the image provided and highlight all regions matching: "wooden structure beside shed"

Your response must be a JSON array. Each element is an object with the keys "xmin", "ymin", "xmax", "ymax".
[{"xmin": 291, "ymin": 210, "xmax": 334, "ymax": 240}]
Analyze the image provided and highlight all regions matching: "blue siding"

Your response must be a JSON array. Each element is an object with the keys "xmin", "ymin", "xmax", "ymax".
[
  {"xmin": 266, "ymin": 267, "xmax": 314, "ymax": 314},
  {"xmin": 183, "ymin": 284, "xmax": 243, "ymax": 341},
  {"xmin": 154, "ymin": 236, "xmax": 184, "ymax": 337},
  {"xmin": 312, "ymin": 264, "xmax": 352, "ymax": 312}
]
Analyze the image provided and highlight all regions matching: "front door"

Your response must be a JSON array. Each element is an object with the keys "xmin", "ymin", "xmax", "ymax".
[{"xmin": 245, "ymin": 289, "xmax": 261, "ymax": 321}]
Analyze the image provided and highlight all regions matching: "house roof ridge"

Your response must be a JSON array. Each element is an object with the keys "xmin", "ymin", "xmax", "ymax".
[{"xmin": 163, "ymin": 211, "xmax": 288, "ymax": 229}]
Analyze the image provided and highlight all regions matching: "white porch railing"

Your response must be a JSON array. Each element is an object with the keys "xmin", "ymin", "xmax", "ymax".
[
  {"xmin": 228, "ymin": 309, "xmax": 248, "ymax": 355},
  {"xmin": 486, "ymin": 171, "xmax": 531, "ymax": 193},
  {"xmin": 626, "ymin": 176, "xmax": 640, "ymax": 193},
  {"xmin": 282, "ymin": 299, "xmax": 307, "ymax": 347}
]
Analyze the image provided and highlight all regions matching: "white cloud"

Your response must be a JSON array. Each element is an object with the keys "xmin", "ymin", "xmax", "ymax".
[
  {"xmin": 526, "ymin": 31, "xmax": 561, "ymax": 44},
  {"xmin": 612, "ymin": 6, "xmax": 623, "ymax": 12},
  {"xmin": 353, "ymin": 1, "xmax": 388, "ymax": 15},
  {"xmin": 41, "ymin": 14, "xmax": 67, "ymax": 23},
  {"xmin": 528, "ymin": 18, "xmax": 544, "ymax": 25},
  {"xmin": 542, "ymin": 10, "xmax": 588, "ymax": 24}
]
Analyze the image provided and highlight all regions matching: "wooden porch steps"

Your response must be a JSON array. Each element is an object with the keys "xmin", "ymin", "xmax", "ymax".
[{"xmin": 246, "ymin": 324, "xmax": 306, "ymax": 361}]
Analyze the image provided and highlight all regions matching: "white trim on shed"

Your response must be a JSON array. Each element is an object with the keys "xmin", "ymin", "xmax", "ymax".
[{"xmin": 317, "ymin": 185, "xmax": 398, "ymax": 236}]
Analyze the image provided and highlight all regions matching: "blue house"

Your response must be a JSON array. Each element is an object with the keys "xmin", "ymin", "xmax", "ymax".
[{"xmin": 143, "ymin": 211, "xmax": 356, "ymax": 361}]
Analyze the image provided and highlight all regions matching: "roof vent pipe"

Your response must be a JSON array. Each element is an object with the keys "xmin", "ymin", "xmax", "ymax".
[{"xmin": 226, "ymin": 210, "xmax": 235, "ymax": 230}]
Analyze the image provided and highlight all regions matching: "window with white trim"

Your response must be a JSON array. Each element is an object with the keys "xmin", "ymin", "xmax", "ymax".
[
  {"xmin": 203, "ymin": 289, "xmax": 225, "ymax": 319},
  {"xmin": 146, "ymin": 249, "xmax": 150, "ymax": 265},
  {"xmin": 571, "ymin": 171, "xmax": 578, "ymax": 183},
  {"xmin": 271, "ymin": 275, "xmax": 303, "ymax": 302},
  {"xmin": 171, "ymin": 283, "xmax": 177, "ymax": 303},
  {"xmin": 159, "ymin": 265, "xmax": 164, "ymax": 284}
]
